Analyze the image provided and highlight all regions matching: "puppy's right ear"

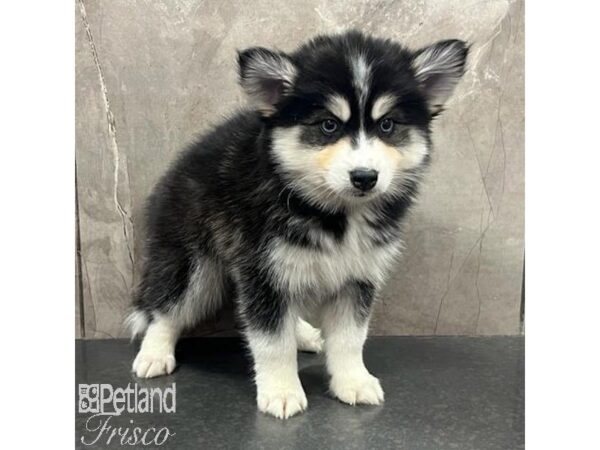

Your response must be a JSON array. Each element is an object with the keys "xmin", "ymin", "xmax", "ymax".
[{"xmin": 238, "ymin": 47, "xmax": 296, "ymax": 116}]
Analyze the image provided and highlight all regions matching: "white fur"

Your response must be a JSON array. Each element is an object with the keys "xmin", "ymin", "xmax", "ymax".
[
  {"xmin": 371, "ymin": 94, "xmax": 397, "ymax": 120},
  {"xmin": 267, "ymin": 211, "xmax": 402, "ymax": 296},
  {"xmin": 241, "ymin": 51, "xmax": 297, "ymax": 115},
  {"xmin": 295, "ymin": 318, "xmax": 324, "ymax": 353},
  {"xmin": 333, "ymin": 131, "xmax": 395, "ymax": 193},
  {"xmin": 413, "ymin": 43, "xmax": 460, "ymax": 79},
  {"xmin": 412, "ymin": 42, "xmax": 465, "ymax": 109},
  {"xmin": 321, "ymin": 295, "xmax": 384, "ymax": 405},
  {"xmin": 132, "ymin": 314, "xmax": 180, "ymax": 378},
  {"xmin": 377, "ymin": 129, "xmax": 430, "ymax": 172},
  {"xmin": 127, "ymin": 257, "xmax": 225, "ymax": 340},
  {"xmin": 326, "ymin": 94, "xmax": 351, "ymax": 122},
  {"xmin": 125, "ymin": 310, "xmax": 149, "ymax": 338},
  {"xmin": 271, "ymin": 126, "xmax": 345, "ymax": 209},
  {"xmin": 351, "ymin": 54, "xmax": 371, "ymax": 113},
  {"xmin": 271, "ymin": 126, "xmax": 428, "ymax": 208},
  {"xmin": 129, "ymin": 257, "xmax": 226, "ymax": 379},
  {"xmin": 247, "ymin": 318, "xmax": 307, "ymax": 419},
  {"xmin": 167, "ymin": 257, "xmax": 225, "ymax": 330},
  {"xmin": 328, "ymin": 130, "xmax": 429, "ymax": 196}
]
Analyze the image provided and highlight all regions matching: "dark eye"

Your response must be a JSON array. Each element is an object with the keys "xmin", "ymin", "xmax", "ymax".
[
  {"xmin": 320, "ymin": 119, "xmax": 339, "ymax": 135},
  {"xmin": 379, "ymin": 118, "xmax": 394, "ymax": 134}
]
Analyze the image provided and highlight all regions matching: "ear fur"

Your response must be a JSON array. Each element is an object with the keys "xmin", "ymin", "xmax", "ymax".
[
  {"xmin": 237, "ymin": 47, "xmax": 296, "ymax": 116},
  {"xmin": 412, "ymin": 40, "xmax": 468, "ymax": 114}
]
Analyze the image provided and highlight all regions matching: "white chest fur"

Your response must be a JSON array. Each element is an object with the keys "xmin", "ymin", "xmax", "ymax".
[{"xmin": 267, "ymin": 214, "xmax": 402, "ymax": 297}]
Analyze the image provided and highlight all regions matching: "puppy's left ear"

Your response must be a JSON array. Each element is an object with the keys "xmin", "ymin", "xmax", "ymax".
[
  {"xmin": 412, "ymin": 40, "xmax": 469, "ymax": 115},
  {"xmin": 238, "ymin": 47, "xmax": 297, "ymax": 116}
]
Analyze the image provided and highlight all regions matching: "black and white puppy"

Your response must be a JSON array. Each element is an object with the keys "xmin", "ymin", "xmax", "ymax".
[{"xmin": 128, "ymin": 30, "xmax": 467, "ymax": 419}]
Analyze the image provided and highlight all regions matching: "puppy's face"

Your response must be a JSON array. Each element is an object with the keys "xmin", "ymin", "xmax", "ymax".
[{"xmin": 238, "ymin": 31, "xmax": 468, "ymax": 209}]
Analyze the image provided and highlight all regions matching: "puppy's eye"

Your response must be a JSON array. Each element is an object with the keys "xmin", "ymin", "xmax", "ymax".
[
  {"xmin": 320, "ymin": 119, "xmax": 339, "ymax": 135},
  {"xmin": 379, "ymin": 118, "xmax": 394, "ymax": 134}
]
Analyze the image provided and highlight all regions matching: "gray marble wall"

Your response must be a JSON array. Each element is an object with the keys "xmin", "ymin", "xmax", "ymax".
[{"xmin": 75, "ymin": 0, "xmax": 524, "ymax": 338}]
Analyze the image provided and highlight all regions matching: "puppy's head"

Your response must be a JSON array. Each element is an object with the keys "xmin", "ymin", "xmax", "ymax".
[{"xmin": 238, "ymin": 31, "xmax": 468, "ymax": 209}]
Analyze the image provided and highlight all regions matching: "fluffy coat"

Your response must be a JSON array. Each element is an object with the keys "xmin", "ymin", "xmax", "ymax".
[{"xmin": 128, "ymin": 30, "xmax": 468, "ymax": 419}]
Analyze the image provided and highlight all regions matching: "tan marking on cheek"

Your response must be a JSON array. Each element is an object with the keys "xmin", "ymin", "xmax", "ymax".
[
  {"xmin": 315, "ymin": 138, "xmax": 351, "ymax": 170},
  {"xmin": 373, "ymin": 140, "xmax": 403, "ymax": 166},
  {"xmin": 383, "ymin": 144, "xmax": 403, "ymax": 164}
]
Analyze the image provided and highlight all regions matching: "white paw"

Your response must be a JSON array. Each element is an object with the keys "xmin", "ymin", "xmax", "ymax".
[
  {"xmin": 296, "ymin": 319, "xmax": 324, "ymax": 353},
  {"xmin": 257, "ymin": 382, "xmax": 308, "ymax": 419},
  {"xmin": 132, "ymin": 351, "xmax": 176, "ymax": 378},
  {"xmin": 330, "ymin": 371, "xmax": 384, "ymax": 405}
]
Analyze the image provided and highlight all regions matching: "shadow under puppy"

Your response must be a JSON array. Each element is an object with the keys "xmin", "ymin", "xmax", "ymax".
[{"xmin": 127, "ymin": 30, "xmax": 467, "ymax": 419}]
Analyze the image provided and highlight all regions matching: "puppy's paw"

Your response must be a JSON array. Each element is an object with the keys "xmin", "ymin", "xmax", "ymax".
[
  {"xmin": 257, "ymin": 382, "xmax": 308, "ymax": 419},
  {"xmin": 295, "ymin": 319, "xmax": 324, "ymax": 353},
  {"xmin": 330, "ymin": 371, "xmax": 384, "ymax": 406},
  {"xmin": 132, "ymin": 350, "xmax": 176, "ymax": 378}
]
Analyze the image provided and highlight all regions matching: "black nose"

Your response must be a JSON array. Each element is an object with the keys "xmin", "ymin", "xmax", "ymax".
[{"xmin": 349, "ymin": 168, "xmax": 378, "ymax": 192}]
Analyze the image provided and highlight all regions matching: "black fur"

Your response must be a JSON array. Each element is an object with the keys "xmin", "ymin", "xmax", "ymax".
[{"xmin": 131, "ymin": 30, "xmax": 468, "ymax": 335}]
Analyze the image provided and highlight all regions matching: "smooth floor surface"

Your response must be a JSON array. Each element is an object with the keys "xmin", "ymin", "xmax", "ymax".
[{"xmin": 76, "ymin": 336, "xmax": 524, "ymax": 449}]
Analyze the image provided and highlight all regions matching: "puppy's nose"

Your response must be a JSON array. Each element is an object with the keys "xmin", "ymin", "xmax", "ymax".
[{"xmin": 349, "ymin": 168, "xmax": 378, "ymax": 191}]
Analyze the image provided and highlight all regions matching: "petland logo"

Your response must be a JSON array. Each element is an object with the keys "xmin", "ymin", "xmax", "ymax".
[{"xmin": 78, "ymin": 383, "xmax": 176, "ymax": 446}]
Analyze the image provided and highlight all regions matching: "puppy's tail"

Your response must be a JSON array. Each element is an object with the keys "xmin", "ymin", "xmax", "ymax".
[{"xmin": 124, "ymin": 309, "xmax": 150, "ymax": 341}]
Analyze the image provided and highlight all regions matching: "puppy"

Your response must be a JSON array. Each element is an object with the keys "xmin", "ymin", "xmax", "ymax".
[{"xmin": 127, "ymin": 30, "xmax": 467, "ymax": 419}]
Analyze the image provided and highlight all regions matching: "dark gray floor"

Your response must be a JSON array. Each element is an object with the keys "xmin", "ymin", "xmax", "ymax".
[{"xmin": 76, "ymin": 336, "xmax": 524, "ymax": 450}]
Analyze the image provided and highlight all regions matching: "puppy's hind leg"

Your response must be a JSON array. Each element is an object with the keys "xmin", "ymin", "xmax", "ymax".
[
  {"xmin": 132, "ymin": 314, "xmax": 179, "ymax": 378},
  {"xmin": 130, "ymin": 256, "xmax": 226, "ymax": 378},
  {"xmin": 295, "ymin": 317, "xmax": 324, "ymax": 353}
]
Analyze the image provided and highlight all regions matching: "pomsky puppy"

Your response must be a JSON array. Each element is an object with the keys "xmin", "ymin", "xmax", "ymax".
[{"xmin": 127, "ymin": 30, "xmax": 468, "ymax": 419}]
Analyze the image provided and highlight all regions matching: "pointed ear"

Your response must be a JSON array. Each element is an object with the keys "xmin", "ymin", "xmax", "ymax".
[
  {"xmin": 237, "ymin": 47, "xmax": 297, "ymax": 116},
  {"xmin": 412, "ymin": 39, "xmax": 468, "ymax": 114}
]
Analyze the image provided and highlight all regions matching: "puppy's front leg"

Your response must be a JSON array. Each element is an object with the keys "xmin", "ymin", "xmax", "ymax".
[
  {"xmin": 322, "ymin": 282, "xmax": 384, "ymax": 405},
  {"xmin": 238, "ymin": 276, "xmax": 307, "ymax": 419}
]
